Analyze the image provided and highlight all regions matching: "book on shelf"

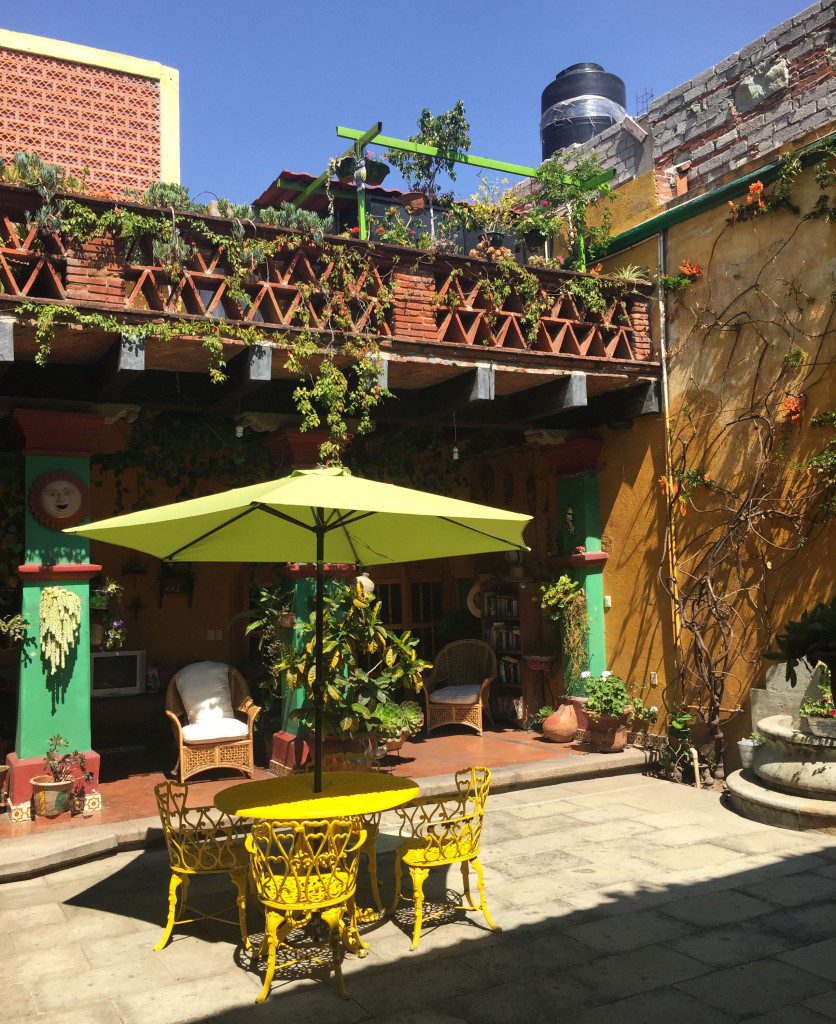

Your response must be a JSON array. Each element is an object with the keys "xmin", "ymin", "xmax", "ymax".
[
  {"xmin": 485, "ymin": 594, "xmax": 519, "ymax": 618},
  {"xmin": 488, "ymin": 622, "xmax": 521, "ymax": 652},
  {"xmin": 497, "ymin": 655, "xmax": 520, "ymax": 687}
]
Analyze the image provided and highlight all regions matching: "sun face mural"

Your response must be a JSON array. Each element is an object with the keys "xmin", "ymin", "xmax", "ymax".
[{"xmin": 28, "ymin": 471, "xmax": 89, "ymax": 532}]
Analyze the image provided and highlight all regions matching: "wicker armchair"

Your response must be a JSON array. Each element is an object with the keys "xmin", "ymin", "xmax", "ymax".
[
  {"xmin": 166, "ymin": 663, "xmax": 260, "ymax": 783},
  {"xmin": 423, "ymin": 640, "xmax": 497, "ymax": 736}
]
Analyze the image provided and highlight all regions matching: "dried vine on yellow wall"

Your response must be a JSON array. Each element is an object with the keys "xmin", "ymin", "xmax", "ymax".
[{"xmin": 658, "ymin": 149, "xmax": 835, "ymax": 773}]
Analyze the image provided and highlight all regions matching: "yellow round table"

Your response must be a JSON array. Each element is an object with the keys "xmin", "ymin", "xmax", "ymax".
[{"xmin": 214, "ymin": 771, "xmax": 419, "ymax": 820}]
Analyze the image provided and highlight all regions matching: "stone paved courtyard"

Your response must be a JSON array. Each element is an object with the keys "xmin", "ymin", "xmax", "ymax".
[{"xmin": 3, "ymin": 772, "xmax": 836, "ymax": 1024}]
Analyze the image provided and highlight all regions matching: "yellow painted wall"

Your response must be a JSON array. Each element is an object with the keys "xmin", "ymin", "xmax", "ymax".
[{"xmin": 598, "ymin": 162, "xmax": 835, "ymax": 756}]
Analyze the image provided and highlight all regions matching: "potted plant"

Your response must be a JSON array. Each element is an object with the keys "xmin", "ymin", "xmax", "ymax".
[
  {"xmin": 102, "ymin": 617, "xmax": 127, "ymax": 650},
  {"xmin": 539, "ymin": 703, "xmax": 580, "ymax": 743},
  {"xmin": 458, "ymin": 176, "xmax": 518, "ymax": 249},
  {"xmin": 333, "ymin": 151, "xmax": 390, "ymax": 187},
  {"xmin": 30, "ymin": 734, "xmax": 92, "ymax": 819},
  {"xmin": 230, "ymin": 581, "xmax": 295, "ymax": 760},
  {"xmin": 737, "ymin": 729, "xmax": 764, "ymax": 769},
  {"xmin": 764, "ymin": 598, "xmax": 836, "ymax": 684},
  {"xmin": 281, "ymin": 580, "xmax": 430, "ymax": 755},
  {"xmin": 90, "ymin": 577, "xmax": 124, "ymax": 610},
  {"xmin": 583, "ymin": 672, "xmax": 657, "ymax": 753},
  {"xmin": 799, "ymin": 663, "xmax": 836, "ymax": 738},
  {"xmin": 375, "ymin": 700, "xmax": 424, "ymax": 755},
  {"xmin": 539, "ymin": 575, "xmax": 589, "ymax": 700},
  {"xmin": 386, "ymin": 100, "xmax": 471, "ymax": 238}
]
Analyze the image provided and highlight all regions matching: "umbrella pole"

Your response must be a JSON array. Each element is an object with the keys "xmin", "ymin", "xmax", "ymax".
[{"xmin": 314, "ymin": 522, "xmax": 325, "ymax": 793}]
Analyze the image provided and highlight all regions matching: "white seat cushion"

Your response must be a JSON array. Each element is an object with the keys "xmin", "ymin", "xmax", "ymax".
[
  {"xmin": 176, "ymin": 662, "xmax": 234, "ymax": 724},
  {"xmin": 182, "ymin": 718, "xmax": 249, "ymax": 744},
  {"xmin": 429, "ymin": 684, "xmax": 483, "ymax": 706}
]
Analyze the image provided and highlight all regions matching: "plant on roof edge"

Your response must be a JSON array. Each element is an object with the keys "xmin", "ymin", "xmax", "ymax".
[{"xmin": 386, "ymin": 101, "xmax": 471, "ymax": 238}]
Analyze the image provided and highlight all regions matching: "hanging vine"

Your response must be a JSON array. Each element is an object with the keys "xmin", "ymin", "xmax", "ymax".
[
  {"xmin": 40, "ymin": 586, "xmax": 81, "ymax": 676},
  {"xmin": 4, "ymin": 155, "xmax": 392, "ymax": 464}
]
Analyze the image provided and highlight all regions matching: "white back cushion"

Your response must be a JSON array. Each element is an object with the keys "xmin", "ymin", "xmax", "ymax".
[{"xmin": 175, "ymin": 662, "xmax": 234, "ymax": 724}]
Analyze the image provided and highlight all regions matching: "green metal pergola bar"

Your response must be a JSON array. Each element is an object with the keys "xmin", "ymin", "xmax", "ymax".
[
  {"xmin": 337, "ymin": 125, "xmax": 541, "ymax": 178},
  {"xmin": 285, "ymin": 120, "xmax": 613, "ymax": 252},
  {"xmin": 338, "ymin": 126, "xmax": 613, "ymax": 190}
]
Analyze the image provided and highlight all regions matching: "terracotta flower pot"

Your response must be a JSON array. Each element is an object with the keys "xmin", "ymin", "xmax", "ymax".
[
  {"xmin": 30, "ymin": 775, "xmax": 73, "ymax": 818},
  {"xmin": 586, "ymin": 713, "xmax": 630, "ymax": 753},
  {"xmin": 401, "ymin": 191, "xmax": 426, "ymax": 214},
  {"xmin": 541, "ymin": 703, "xmax": 578, "ymax": 743}
]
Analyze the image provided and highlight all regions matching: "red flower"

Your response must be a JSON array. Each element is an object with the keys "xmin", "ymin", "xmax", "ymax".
[
  {"xmin": 349, "ymin": 226, "xmax": 360, "ymax": 235},
  {"xmin": 375, "ymin": 226, "xmax": 384, "ymax": 234},
  {"xmin": 541, "ymin": 200, "xmax": 549, "ymax": 207}
]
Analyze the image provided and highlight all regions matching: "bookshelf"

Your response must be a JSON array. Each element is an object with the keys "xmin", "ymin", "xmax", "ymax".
[{"xmin": 482, "ymin": 585, "xmax": 524, "ymax": 726}]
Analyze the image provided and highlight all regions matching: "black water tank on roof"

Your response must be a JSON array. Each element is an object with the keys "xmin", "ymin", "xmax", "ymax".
[{"xmin": 540, "ymin": 62, "xmax": 627, "ymax": 161}]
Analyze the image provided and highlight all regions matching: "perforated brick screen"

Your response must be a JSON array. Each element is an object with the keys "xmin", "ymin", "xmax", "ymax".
[{"xmin": 0, "ymin": 46, "xmax": 161, "ymax": 195}]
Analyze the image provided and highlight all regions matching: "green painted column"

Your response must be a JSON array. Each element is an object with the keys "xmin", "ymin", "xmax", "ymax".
[
  {"xmin": 281, "ymin": 578, "xmax": 314, "ymax": 736},
  {"xmin": 556, "ymin": 472, "xmax": 607, "ymax": 695},
  {"xmin": 13, "ymin": 412, "xmax": 103, "ymax": 761}
]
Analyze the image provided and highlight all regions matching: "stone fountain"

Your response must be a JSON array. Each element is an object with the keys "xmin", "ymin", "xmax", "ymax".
[{"xmin": 726, "ymin": 663, "xmax": 836, "ymax": 834}]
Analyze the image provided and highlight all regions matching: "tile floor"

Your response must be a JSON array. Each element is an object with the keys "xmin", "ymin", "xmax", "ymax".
[{"xmin": 2, "ymin": 774, "xmax": 835, "ymax": 1023}]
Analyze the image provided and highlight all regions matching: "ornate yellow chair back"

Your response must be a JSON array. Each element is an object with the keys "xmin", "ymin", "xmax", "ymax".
[
  {"xmin": 397, "ymin": 766, "xmax": 491, "ymax": 863},
  {"xmin": 154, "ymin": 780, "xmax": 244, "ymax": 874},
  {"xmin": 247, "ymin": 817, "xmax": 366, "ymax": 911}
]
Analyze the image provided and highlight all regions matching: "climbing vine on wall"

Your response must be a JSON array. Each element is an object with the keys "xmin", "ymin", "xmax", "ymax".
[
  {"xmin": 92, "ymin": 411, "xmax": 277, "ymax": 511},
  {"xmin": 40, "ymin": 586, "xmax": 80, "ymax": 676},
  {"xmin": 658, "ymin": 143, "xmax": 836, "ymax": 773}
]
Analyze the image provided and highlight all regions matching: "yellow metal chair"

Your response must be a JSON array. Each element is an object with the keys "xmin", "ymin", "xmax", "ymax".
[
  {"xmin": 153, "ymin": 781, "xmax": 250, "ymax": 952},
  {"xmin": 246, "ymin": 816, "xmax": 368, "ymax": 1003},
  {"xmin": 389, "ymin": 766, "xmax": 501, "ymax": 950}
]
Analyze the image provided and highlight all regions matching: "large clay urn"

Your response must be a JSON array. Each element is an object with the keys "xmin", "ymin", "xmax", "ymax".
[{"xmin": 542, "ymin": 703, "xmax": 578, "ymax": 743}]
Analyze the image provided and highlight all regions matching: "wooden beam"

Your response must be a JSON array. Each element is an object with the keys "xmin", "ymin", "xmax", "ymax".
[
  {"xmin": 556, "ymin": 380, "xmax": 660, "ymax": 429},
  {"xmin": 213, "ymin": 344, "xmax": 272, "ymax": 409},
  {"xmin": 96, "ymin": 333, "xmax": 145, "ymax": 400},
  {"xmin": 379, "ymin": 365, "xmax": 495, "ymax": 422},
  {"xmin": 0, "ymin": 318, "xmax": 13, "ymax": 379},
  {"xmin": 452, "ymin": 371, "xmax": 587, "ymax": 427}
]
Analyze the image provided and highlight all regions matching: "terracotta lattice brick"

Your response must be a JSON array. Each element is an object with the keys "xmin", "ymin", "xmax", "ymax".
[{"xmin": 0, "ymin": 47, "xmax": 161, "ymax": 194}]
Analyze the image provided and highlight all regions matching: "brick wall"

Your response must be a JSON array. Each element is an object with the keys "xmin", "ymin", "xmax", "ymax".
[
  {"xmin": 547, "ymin": 1, "xmax": 834, "ymax": 204},
  {"xmin": 0, "ymin": 46, "xmax": 161, "ymax": 195}
]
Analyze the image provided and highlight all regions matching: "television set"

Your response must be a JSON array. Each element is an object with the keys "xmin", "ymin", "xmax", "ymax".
[{"xmin": 91, "ymin": 650, "xmax": 147, "ymax": 697}]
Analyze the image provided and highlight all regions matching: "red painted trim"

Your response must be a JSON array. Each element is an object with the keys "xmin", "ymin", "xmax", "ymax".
[
  {"xmin": 551, "ymin": 551, "xmax": 608, "ymax": 569},
  {"xmin": 540, "ymin": 438, "xmax": 603, "ymax": 476},
  {"xmin": 18, "ymin": 563, "xmax": 102, "ymax": 581},
  {"xmin": 13, "ymin": 410, "xmax": 104, "ymax": 457}
]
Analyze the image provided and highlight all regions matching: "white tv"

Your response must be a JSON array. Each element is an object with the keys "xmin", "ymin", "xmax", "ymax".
[{"xmin": 91, "ymin": 650, "xmax": 147, "ymax": 697}]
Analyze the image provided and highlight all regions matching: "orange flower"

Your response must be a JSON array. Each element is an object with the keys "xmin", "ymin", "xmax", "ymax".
[
  {"xmin": 679, "ymin": 260, "xmax": 702, "ymax": 279},
  {"xmin": 780, "ymin": 395, "xmax": 805, "ymax": 424},
  {"xmin": 749, "ymin": 181, "xmax": 764, "ymax": 196},
  {"xmin": 659, "ymin": 475, "xmax": 669, "ymax": 495}
]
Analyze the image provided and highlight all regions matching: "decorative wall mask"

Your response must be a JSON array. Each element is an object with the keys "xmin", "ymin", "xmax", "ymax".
[{"xmin": 29, "ymin": 470, "xmax": 89, "ymax": 532}]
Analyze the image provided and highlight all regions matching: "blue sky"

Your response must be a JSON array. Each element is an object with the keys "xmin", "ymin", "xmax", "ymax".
[{"xmin": 4, "ymin": 1, "xmax": 809, "ymax": 203}]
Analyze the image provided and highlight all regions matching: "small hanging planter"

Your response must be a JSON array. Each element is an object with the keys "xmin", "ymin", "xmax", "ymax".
[{"xmin": 334, "ymin": 155, "xmax": 390, "ymax": 188}]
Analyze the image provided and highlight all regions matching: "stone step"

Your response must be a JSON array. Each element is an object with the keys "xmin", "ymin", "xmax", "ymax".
[{"xmin": 726, "ymin": 768, "xmax": 836, "ymax": 835}]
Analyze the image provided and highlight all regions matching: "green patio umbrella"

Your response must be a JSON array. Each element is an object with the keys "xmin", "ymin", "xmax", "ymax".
[{"xmin": 67, "ymin": 467, "xmax": 531, "ymax": 790}]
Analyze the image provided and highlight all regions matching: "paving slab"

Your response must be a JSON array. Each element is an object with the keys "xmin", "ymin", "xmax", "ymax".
[
  {"xmin": 0, "ymin": 751, "xmax": 645, "ymax": 883},
  {"xmin": 1, "ymin": 773, "xmax": 835, "ymax": 1024}
]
